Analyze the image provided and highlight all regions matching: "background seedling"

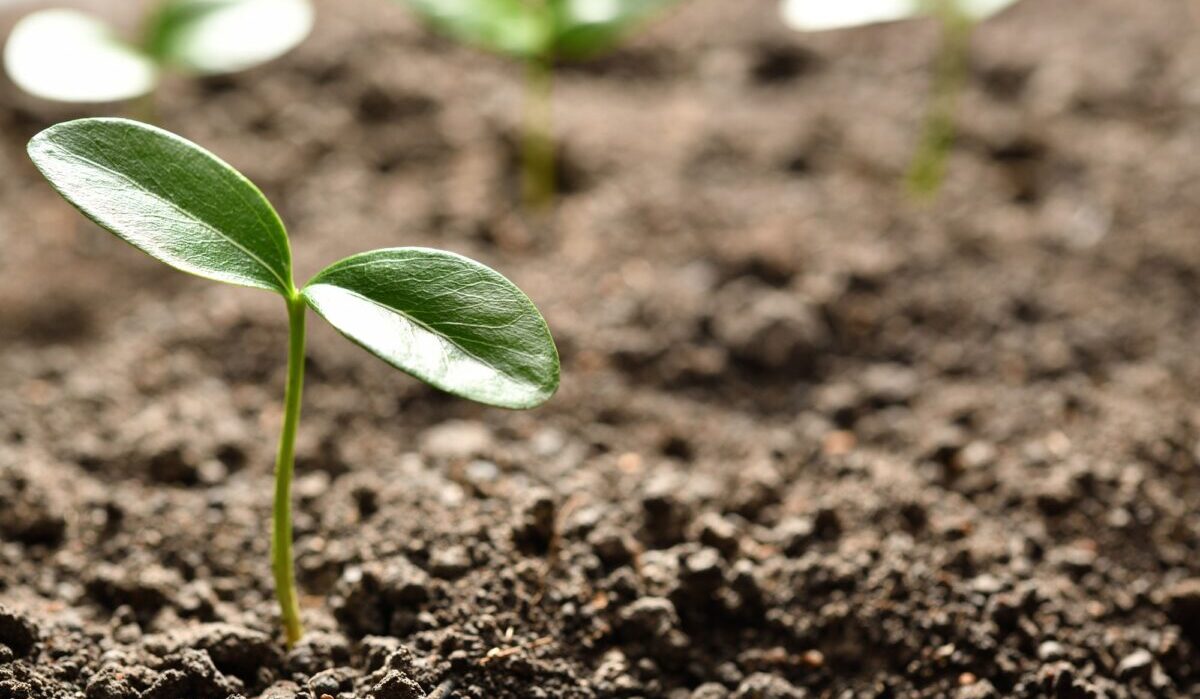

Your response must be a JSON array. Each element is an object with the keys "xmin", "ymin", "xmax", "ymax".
[
  {"xmin": 394, "ymin": 0, "xmax": 679, "ymax": 210},
  {"xmin": 5, "ymin": 0, "xmax": 313, "ymax": 117},
  {"xmin": 781, "ymin": 0, "xmax": 1021, "ymax": 196},
  {"xmin": 27, "ymin": 118, "xmax": 561, "ymax": 646}
]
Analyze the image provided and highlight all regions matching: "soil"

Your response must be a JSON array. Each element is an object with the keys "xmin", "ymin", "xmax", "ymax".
[{"xmin": 2, "ymin": 0, "xmax": 1200, "ymax": 697}]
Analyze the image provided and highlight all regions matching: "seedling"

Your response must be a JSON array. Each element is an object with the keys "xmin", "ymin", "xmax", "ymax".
[
  {"xmin": 5, "ymin": 0, "xmax": 313, "ymax": 114},
  {"xmin": 781, "ymin": 0, "xmax": 1021, "ymax": 195},
  {"xmin": 27, "ymin": 118, "xmax": 560, "ymax": 646},
  {"xmin": 394, "ymin": 0, "xmax": 678, "ymax": 210}
]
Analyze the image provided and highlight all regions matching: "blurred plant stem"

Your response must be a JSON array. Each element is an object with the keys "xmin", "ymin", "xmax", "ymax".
[
  {"xmin": 906, "ymin": 0, "xmax": 973, "ymax": 197},
  {"xmin": 132, "ymin": 2, "xmax": 161, "ymax": 126},
  {"xmin": 522, "ymin": 53, "xmax": 555, "ymax": 212}
]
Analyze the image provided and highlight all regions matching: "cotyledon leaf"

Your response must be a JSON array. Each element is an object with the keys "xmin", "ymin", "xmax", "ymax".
[
  {"xmin": 3, "ymin": 9, "xmax": 159, "ymax": 103},
  {"xmin": 27, "ymin": 118, "xmax": 293, "ymax": 295},
  {"xmin": 302, "ymin": 248, "xmax": 560, "ymax": 409},
  {"xmin": 395, "ymin": 0, "xmax": 673, "ymax": 60},
  {"xmin": 954, "ymin": 0, "xmax": 1020, "ymax": 21},
  {"xmin": 553, "ymin": 0, "xmax": 679, "ymax": 60},
  {"xmin": 781, "ymin": 0, "xmax": 921, "ymax": 31},
  {"xmin": 781, "ymin": 0, "xmax": 1020, "ymax": 32},
  {"xmin": 395, "ymin": 0, "xmax": 552, "ymax": 57},
  {"xmin": 143, "ymin": 0, "xmax": 315, "ymax": 75}
]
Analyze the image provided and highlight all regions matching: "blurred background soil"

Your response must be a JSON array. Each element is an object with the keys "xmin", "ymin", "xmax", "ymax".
[{"xmin": 2, "ymin": 0, "xmax": 1200, "ymax": 697}]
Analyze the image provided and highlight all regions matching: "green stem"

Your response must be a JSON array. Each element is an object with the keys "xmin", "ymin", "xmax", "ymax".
[
  {"xmin": 132, "ymin": 1, "xmax": 163, "ymax": 126},
  {"xmin": 522, "ymin": 54, "xmax": 555, "ymax": 211},
  {"xmin": 906, "ymin": 2, "xmax": 973, "ymax": 197},
  {"xmin": 272, "ymin": 293, "xmax": 306, "ymax": 647}
]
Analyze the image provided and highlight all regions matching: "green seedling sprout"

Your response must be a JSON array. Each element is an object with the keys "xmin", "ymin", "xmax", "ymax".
[
  {"xmin": 4, "ymin": 0, "xmax": 313, "ymax": 117},
  {"xmin": 394, "ymin": 0, "xmax": 679, "ymax": 210},
  {"xmin": 27, "ymin": 118, "xmax": 561, "ymax": 646},
  {"xmin": 781, "ymin": 0, "xmax": 1020, "ymax": 196}
]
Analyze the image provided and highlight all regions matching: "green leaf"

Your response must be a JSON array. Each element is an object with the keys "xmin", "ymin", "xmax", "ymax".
[
  {"xmin": 396, "ymin": 0, "xmax": 554, "ymax": 57},
  {"xmin": 3, "ymin": 9, "xmax": 159, "ymax": 102},
  {"xmin": 552, "ymin": 0, "xmax": 678, "ymax": 60},
  {"xmin": 395, "ymin": 0, "xmax": 675, "ymax": 60},
  {"xmin": 27, "ymin": 118, "xmax": 293, "ymax": 294},
  {"xmin": 781, "ymin": 0, "xmax": 921, "ymax": 31},
  {"xmin": 144, "ymin": 0, "xmax": 314, "ymax": 74},
  {"xmin": 954, "ymin": 0, "xmax": 1020, "ymax": 21},
  {"xmin": 302, "ymin": 248, "xmax": 560, "ymax": 409},
  {"xmin": 781, "ymin": 0, "xmax": 1019, "ymax": 31}
]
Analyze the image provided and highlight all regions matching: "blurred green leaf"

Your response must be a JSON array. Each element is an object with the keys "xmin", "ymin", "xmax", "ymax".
[
  {"xmin": 144, "ymin": 0, "xmax": 314, "ymax": 74},
  {"xmin": 3, "ymin": 9, "xmax": 159, "ymax": 102},
  {"xmin": 781, "ymin": 0, "xmax": 1019, "ymax": 32},
  {"xmin": 398, "ymin": 0, "xmax": 553, "ymax": 56},
  {"xmin": 303, "ymin": 248, "xmax": 560, "ymax": 409},
  {"xmin": 953, "ymin": 0, "xmax": 1020, "ymax": 21},
  {"xmin": 781, "ymin": 0, "xmax": 919, "ymax": 31},
  {"xmin": 552, "ymin": 0, "xmax": 677, "ymax": 59},
  {"xmin": 396, "ymin": 0, "xmax": 675, "ymax": 60},
  {"xmin": 28, "ymin": 118, "xmax": 293, "ymax": 294}
]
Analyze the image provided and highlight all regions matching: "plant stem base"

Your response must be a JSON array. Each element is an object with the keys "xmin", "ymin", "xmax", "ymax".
[{"xmin": 272, "ymin": 294, "xmax": 307, "ymax": 647}]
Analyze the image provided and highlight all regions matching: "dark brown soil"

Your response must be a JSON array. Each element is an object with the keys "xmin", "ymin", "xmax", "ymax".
[{"xmin": 2, "ymin": 0, "xmax": 1200, "ymax": 697}]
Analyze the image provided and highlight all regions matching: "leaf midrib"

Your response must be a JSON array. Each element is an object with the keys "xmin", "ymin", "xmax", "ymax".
[
  {"xmin": 53, "ymin": 141, "xmax": 290, "ymax": 292},
  {"xmin": 306, "ymin": 282, "xmax": 543, "ymax": 391}
]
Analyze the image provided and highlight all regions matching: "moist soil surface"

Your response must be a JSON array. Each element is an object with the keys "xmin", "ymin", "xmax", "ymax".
[{"xmin": 2, "ymin": 1, "xmax": 1200, "ymax": 697}]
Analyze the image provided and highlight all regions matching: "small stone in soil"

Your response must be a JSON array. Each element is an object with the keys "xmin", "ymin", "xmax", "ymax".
[
  {"xmin": 861, "ymin": 363, "xmax": 918, "ymax": 407},
  {"xmin": 155, "ymin": 623, "xmax": 281, "ymax": 682},
  {"xmin": 695, "ymin": 512, "xmax": 740, "ymax": 557},
  {"xmin": 969, "ymin": 573, "xmax": 1005, "ymax": 596},
  {"xmin": 620, "ymin": 597, "xmax": 681, "ymax": 639},
  {"xmin": 85, "ymin": 665, "xmax": 144, "ymax": 699},
  {"xmin": 1037, "ymin": 640, "xmax": 1065, "ymax": 661},
  {"xmin": 681, "ymin": 547, "xmax": 725, "ymax": 596},
  {"xmin": 307, "ymin": 668, "xmax": 346, "ymax": 696},
  {"xmin": 419, "ymin": 421, "xmax": 493, "ymax": 460},
  {"xmin": 360, "ymin": 636, "xmax": 403, "ymax": 672},
  {"xmin": 1163, "ymin": 577, "xmax": 1200, "ymax": 638},
  {"xmin": 84, "ymin": 563, "xmax": 180, "ymax": 616},
  {"xmin": 773, "ymin": 517, "xmax": 815, "ymax": 556},
  {"xmin": 334, "ymin": 558, "xmax": 432, "ymax": 637},
  {"xmin": 0, "ymin": 487, "xmax": 66, "ymax": 547},
  {"xmin": 732, "ymin": 672, "xmax": 806, "ymax": 698},
  {"xmin": 257, "ymin": 681, "xmax": 302, "ymax": 699},
  {"xmin": 1116, "ymin": 649, "xmax": 1153, "ymax": 680},
  {"xmin": 429, "ymin": 545, "xmax": 472, "ymax": 579},
  {"xmin": 641, "ymin": 479, "xmax": 692, "ymax": 548},
  {"xmin": 512, "ymin": 488, "xmax": 557, "ymax": 551},
  {"xmin": 813, "ymin": 507, "xmax": 841, "ymax": 540},
  {"xmin": 145, "ymin": 442, "xmax": 201, "ymax": 485},
  {"xmin": 711, "ymin": 281, "xmax": 828, "ymax": 372},
  {"xmin": 589, "ymin": 526, "xmax": 638, "ymax": 566},
  {"xmin": 143, "ymin": 649, "xmax": 242, "ymax": 699},
  {"xmin": 370, "ymin": 670, "xmax": 424, "ymax": 699},
  {"xmin": 285, "ymin": 630, "xmax": 351, "ymax": 675},
  {"xmin": 956, "ymin": 679, "xmax": 999, "ymax": 699},
  {"xmin": 0, "ymin": 606, "xmax": 37, "ymax": 657}
]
